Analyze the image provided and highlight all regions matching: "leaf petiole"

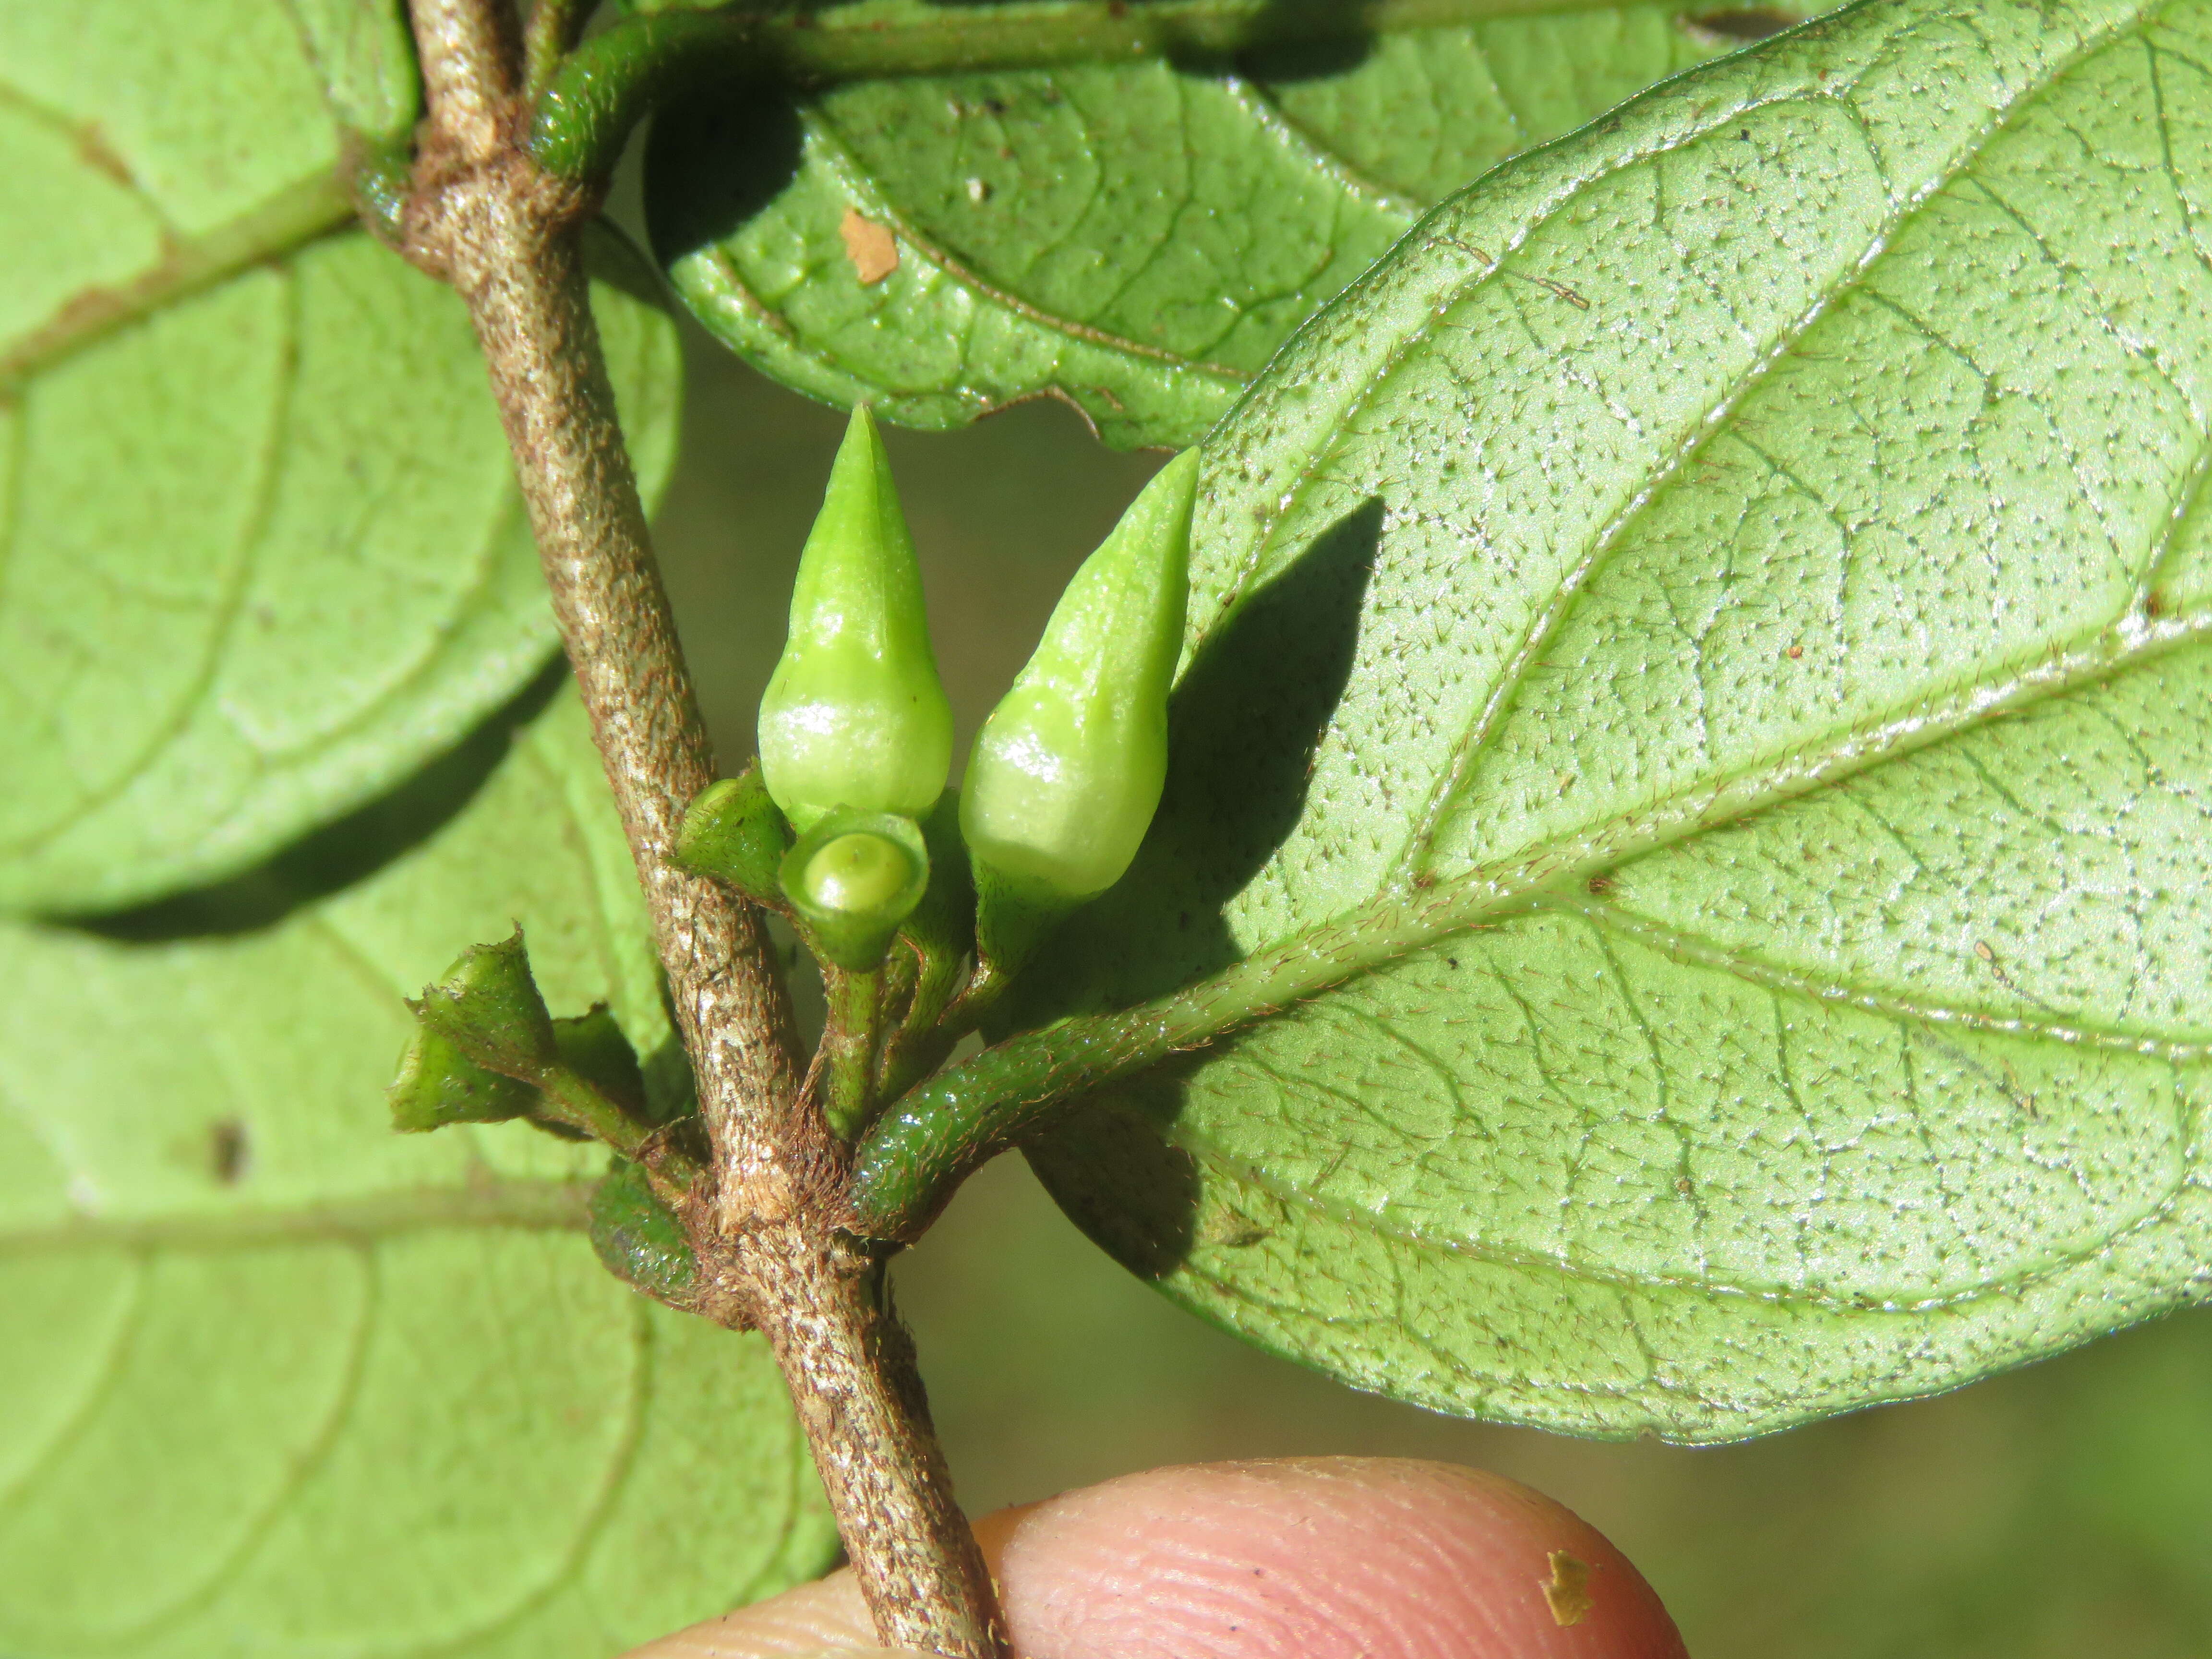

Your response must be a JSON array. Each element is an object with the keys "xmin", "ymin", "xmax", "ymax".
[{"xmin": 526, "ymin": 0, "xmax": 1682, "ymax": 182}]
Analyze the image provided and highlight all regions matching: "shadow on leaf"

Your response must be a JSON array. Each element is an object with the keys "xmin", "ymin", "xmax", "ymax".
[
  {"xmin": 1023, "ymin": 494, "xmax": 1382, "ymax": 1021},
  {"xmin": 63, "ymin": 657, "xmax": 568, "ymax": 943},
  {"xmin": 646, "ymin": 78, "xmax": 807, "ymax": 265},
  {"xmin": 1017, "ymin": 496, "xmax": 1384, "ymax": 1275}
]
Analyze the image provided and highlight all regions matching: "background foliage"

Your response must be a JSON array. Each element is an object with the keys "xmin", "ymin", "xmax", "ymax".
[
  {"xmin": 12, "ymin": 0, "xmax": 2212, "ymax": 1653},
  {"xmin": 0, "ymin": 6, "xmax": 828, "ymax": 1653}
]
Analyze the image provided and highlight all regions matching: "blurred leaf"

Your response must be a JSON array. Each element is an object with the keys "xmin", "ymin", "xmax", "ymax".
[
  {"xmin": 0, "ymin": 1, "xmax": 681, "ymax": 914},
  {"xmin": 289, "ymin": 0, "xmax": 421, "ymax": 142},
  {"xmin": 0, "ymin": 0, "xmax": 409, "ymax": 372},
  {"xmin": 0, "ymin": 690, "xmax": 834, "ymax": 1658},
  {"xmin": 1025, "ymin": 0, "xmax": 2212, "ymax": 1440},
  {"xmin": 645, "ymin": 0, "xmax": 1770, "ymax": 448}
]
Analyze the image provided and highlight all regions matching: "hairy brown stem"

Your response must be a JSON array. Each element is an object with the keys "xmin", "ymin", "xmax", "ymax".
[{"xmin": 397, "ymin": 3, "xmax": 1005, "ymax": 1652}]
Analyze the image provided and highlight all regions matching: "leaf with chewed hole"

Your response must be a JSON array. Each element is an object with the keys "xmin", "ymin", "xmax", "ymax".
[
  {"xmin": 0, "ymin": 690, "xmax": 833, "ymax": 1657},
  {"xmin": 1004, "ymin": 0, "xmax": 2212, "ymax": 1442}
]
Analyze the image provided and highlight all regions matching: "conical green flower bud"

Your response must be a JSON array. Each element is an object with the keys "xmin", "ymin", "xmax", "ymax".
[
  {"xmin": 962, "ymin": 449, "xmax": 1196, "ymax": 908},
  {"xmin": 758, "ymin": 406, "xmax": 953, "ymax": 833}
]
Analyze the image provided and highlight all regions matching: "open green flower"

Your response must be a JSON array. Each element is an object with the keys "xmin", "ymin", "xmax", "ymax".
[{"xmin": 779, "ymin": 808, "xmax": 932, "ymax": 972}]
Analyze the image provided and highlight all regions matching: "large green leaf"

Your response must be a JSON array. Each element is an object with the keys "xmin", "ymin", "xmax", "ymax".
[
  {"xmin": 0, "ymin": 0, "xmax": 682, "ymax": 914},
  {"xmin": 0, "ymin": 688, "xmax": 834, "ymax": 1657},
  {"xmin": 895, "ymin": 1157, "xmax": 2212, "ymax": 1659},
  {"xmin": 1018, "ymin": 0, "xmax": 2212, "ymax": 1442},
  {"xmin": 645, "ymin": 0, "xmax": 1773, "ymax": 448}
]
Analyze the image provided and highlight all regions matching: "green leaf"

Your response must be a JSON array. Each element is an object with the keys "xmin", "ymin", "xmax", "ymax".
[
  {"xmin": 644, "ymin": 0, "xmax": 1767, "ymax": 448},
  {"xmin": 289, "ymin": 0, "xmax": 423, "ymax": 145},
  {"xmin": 1017, "ymin": 0, "xmax": 2212, "ymax": 1442},
  {"xmin": 0, "ymin": 2, "xmax": 682, "ymax": 914},
  {"xmin": 0, "ymin": 0, "xmax": 411, "ymax": 374},
  {"xmin": 0, "ymin": 690, "xmax": 834, "ymax": 1656}
]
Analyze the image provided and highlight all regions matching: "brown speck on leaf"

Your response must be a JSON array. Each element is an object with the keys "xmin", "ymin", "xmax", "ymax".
[
  {"xmin": 210, "ymin": 1118, "xmax": 250, "ymax": 1185},
  {"xmin": 2145, "ymin": 589, "xmax": 2170, "ymax": 619},
  {"xmin": 1524, "ymin": 272, "xmax": 1590, "ymax": 310},
  {"xmin": 840, "ymin": 208, "xmax": 899, "ymax": 284},
  {"xmin": 1682, "ymin": 4, "xmax": 1803, "ymax": 39},
  {"xmin": 1587, "ymin": 873, "xmax": 1613, "ymax": 896},
  {"xmin": 1543, "ymin": 1551, "xmax": 1596, "ymax": 1626},
  {"xmin": 1785, "ymin": 643, "xmax": 1803, "ymax": 659},
  {"xmin": 1974, "ymin": 939, "xmax": 2025, "ymax": 996}
]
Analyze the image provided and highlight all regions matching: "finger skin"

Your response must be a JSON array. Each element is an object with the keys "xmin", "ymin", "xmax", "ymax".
[{"xmin": 627, "ymin": 1457, "xmax": 1687, "ymax": 1659}]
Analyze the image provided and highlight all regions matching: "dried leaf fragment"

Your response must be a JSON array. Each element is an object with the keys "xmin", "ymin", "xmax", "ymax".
[
  {"xmin": 840, "ymin": 208, "xmax": 900, "ymax": 284},
  {"xmin": 1543, "ymin": 1550, "xmax": 1595, "ymax": 1626}
]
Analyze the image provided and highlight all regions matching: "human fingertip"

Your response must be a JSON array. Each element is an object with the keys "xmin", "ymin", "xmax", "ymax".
[
  {"xmin": 989, "ymin": 1456, "xmax": 1685, "ymax": 1659},
  {"xmin": 620, "ymin": 1573, "xmax": 877, "ymax": 1658},
  {"xmin": 621, "ymin": 1456, "xmax": 1685, "ymax": 1659}
]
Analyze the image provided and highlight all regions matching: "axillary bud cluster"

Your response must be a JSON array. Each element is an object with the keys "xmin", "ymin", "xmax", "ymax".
[{"xmin": 713, "ymin": 403, "xmax": 1199, "ymax": 983}]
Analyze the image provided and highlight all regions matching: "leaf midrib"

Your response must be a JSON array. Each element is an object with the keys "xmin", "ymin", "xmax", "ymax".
[
  {"xmin": 0, "ymin": 169, "xmax": 354, "ymax": 390},
  {"xmin": 861, "ymin": 599, "xmax": 2212, "ymax": 1212},
  {"xmin": 1245, "ymin": 602, "xmax": 2212, "ymax": 1025},
  {"xmin": 0, "ymin": 1178, "xmax": 593, "ymax": 1258}
]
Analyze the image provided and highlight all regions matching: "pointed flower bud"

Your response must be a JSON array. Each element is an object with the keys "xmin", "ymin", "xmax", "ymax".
[
  {"xmin": 675, "ymin": 764, "xmax": 793, "ymax": 908},
  {"xmin": 758, "ymin": 406, "xmax": 953, "ymax": 833},
  {"xmin": 779, "ymin": 807, "xmax": 932, "ymax": 972},
  {"xmin": 962, "ymin": 449, "xmax": 1196, "ymax": 908},
  {"xmin": 389, "ymin": 1028, "xmax": 538, "ymax": 1132},
  {"xmin": 408, "ymin": 929, "xmax": 556, "ymax": 1083}
]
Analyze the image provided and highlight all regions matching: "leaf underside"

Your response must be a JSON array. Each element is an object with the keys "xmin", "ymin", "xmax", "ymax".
[
  {"xmin": 0, "ymin": 0, "xmax": 682, "ymax": 915},
  {"xmin": 1021, "ymin": 0, "xmax": 2212, "ymax": 1442},
  {"xmin": 0, "ymin": 693, "xmax": 835, "ymax": 1658},
  {"xmin": 0, "ymin": 4, "xmax": 830, "ymax": 1645},
  {"xmin": 644, "ymin": 0, "xmax": 1767, "ymax": 448}
]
